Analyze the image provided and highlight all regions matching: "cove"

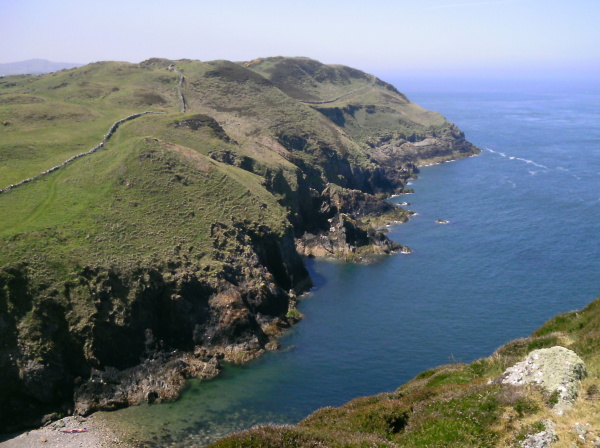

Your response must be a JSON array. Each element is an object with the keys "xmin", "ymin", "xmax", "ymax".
[{"xmin": 99, "ymin": 83, "xmax": 600, "ymax": 447}]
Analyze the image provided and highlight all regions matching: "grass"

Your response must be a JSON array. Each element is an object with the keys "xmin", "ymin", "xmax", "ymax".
[
  {"xmin": 0, "ymin": 61, "xmax": 178, "ymax": 187},
  {"xmin": 245, "ymin": 56, "xmax": 375, "ymax": 102},
  {"xmin": 243, "ymin": 56, "xmax": 454, "ymax": 158},
  {"xmin": 0, "ymin": 127, "xmax": 288, "ymax": 282},
  {"xmin": 2, "ymin": 56, "xmax": 441, "ymax": 304}
]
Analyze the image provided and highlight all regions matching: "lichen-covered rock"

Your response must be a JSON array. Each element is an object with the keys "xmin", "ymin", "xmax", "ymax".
[
  {"xmin": 499, "ymin": 346, "xmax": 587, "ymax": 414},
  {"xmin": 521, "ymin": 419, "xmax": 558, "ymax": 448},
  {"xmin": 573, "ymin": 423, "xmax": 600, "ymax": 446}
]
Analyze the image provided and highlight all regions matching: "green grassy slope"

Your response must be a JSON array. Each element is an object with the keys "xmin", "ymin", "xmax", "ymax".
[
  {"xmin": 244, "ymin": 57, "xmax": 478, "ymax": 167},
  {"xmin": 0, "ymin": 61, "xmax": 178, "ymax": 186},
  {"xmin": 1, "ymin": 56, "xmax": 472, "ymax": 260},
  {"xmin": 210, "ymin": 297, "xmax": 600, "ymax": 448},
  {"xmin": 0, "ymin": 128, "xmax": 287, "ymax": 270},
  {"xmin": 244, "ymin": 56, "xmax": 389, "ymax": 102}
]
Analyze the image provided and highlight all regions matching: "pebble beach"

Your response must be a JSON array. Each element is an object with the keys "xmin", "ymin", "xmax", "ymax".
[{"xmin": 0, "ymin": 415, "xmax": 132, "ymax": 448}]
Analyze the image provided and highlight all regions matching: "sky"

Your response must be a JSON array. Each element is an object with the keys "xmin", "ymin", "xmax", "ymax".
[{"xmin": 2, "ymin": 0, "xmax": 599, "ymax": 84}]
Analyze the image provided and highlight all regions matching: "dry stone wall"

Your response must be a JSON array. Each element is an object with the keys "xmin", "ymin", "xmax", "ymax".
[
  {"xmin": 175, "ymin": 69, "xmax": 187, "ymax": 113},
  {"xmin": 0, "ymin": 111, "xmax": 164, "ymax": 194}
]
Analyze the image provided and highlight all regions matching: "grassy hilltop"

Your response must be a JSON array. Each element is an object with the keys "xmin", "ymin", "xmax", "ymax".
[{"xmin": 0, "ymin": 56, "xmax": 478, "ymax": 430}]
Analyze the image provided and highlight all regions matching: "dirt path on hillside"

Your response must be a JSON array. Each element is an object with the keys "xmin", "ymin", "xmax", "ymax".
[{"xmin": 299, "ymin": 84, "xmax": 373, "ymax": 105}]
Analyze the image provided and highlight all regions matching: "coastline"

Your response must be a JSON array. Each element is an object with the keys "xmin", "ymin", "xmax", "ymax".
[
  {"xmin": 0, "ymin": 152, "xmax": 480, "ymax": 447},
  {"xmin": 0, "ymin": 58, "xmax": 480, "ymax": 439}
]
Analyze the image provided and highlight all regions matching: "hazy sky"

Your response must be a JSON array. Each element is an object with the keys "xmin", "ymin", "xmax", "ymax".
[{"xmin": 2, "ymin": 0, "xmax": 599, "ymax": 81}]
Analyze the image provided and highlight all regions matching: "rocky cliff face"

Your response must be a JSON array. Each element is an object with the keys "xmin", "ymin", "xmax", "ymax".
[
  {"xmin": 295, "ymin": 184, "xmax": 411, "ymax": 259},
  {"xmin": 0, "ymin": 226, "xmax": 309, "ymax": 431},
  {"xmin": 370, "ymin": 123, "xmax": 479, "ymax": 169}
]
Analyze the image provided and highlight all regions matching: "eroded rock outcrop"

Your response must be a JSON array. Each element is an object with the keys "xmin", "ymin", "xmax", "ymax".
[
  {"xmin": 73, "ymin": 350, "xmax": 221, "ymax": 415},
  {"xmin": 295, "ymin": 184, "xmax": 411, "ymax": 259},
  {"xmin": 370, "ymin": 123, "xmax": 479, "ymax": 169},
  {"xmin": 499, "ymin": 346, "xmax": 587, "ymax": 414},
  {"xmin": 0, "ymin": 224, "xmax": 310, "ymax": 432}
]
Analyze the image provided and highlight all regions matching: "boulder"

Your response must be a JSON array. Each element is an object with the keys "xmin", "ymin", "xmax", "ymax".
[{"xmin": 499, "ymin": 346, "xmax": 587, "ymax": 414}]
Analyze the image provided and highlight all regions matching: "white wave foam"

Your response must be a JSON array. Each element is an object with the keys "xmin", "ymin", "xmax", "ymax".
[
  {"xmin": 515, "ymin": 157, "xmax": 548, "ymax": 169},
  {"xmin": 487, "ymin": 148, "xmax": 551, "ymax": 170}
]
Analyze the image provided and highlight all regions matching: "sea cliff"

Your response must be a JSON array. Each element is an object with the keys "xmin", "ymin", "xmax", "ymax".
[{"xmin": 0, "ymin": 56, "xmax": 479, "ymax": 432}]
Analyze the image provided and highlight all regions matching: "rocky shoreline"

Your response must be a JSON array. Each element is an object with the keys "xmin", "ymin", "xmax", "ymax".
[{"xmin": 0, "ymin": 177, "xmax": 436, "ymax": 448}]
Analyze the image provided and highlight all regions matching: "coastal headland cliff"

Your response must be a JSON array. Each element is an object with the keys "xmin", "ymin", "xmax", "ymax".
[{"xmin": 0, "ymin": 56, "xmax": 479, "ymax": 432}]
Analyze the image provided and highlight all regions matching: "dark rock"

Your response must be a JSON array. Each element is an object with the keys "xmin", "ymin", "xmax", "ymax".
[
  {"xmin": 0, "ymin": 222, "xmax": 311, "ymax": 431},
  {"xmin": 295, "ymin": 184, "xmax": 406, "ymax": 259}
]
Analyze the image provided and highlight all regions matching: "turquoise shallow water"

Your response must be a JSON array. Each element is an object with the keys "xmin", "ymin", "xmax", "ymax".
[{"xmin": 101, "ymin": 81, "xmax": 600, "ymax": 447}]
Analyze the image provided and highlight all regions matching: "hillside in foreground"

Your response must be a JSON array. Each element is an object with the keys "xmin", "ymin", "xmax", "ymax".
[
  {"xmin": 210, "ymin": 296, "xmax": 600, "ymax": 447},
  {"xmin": 0, "ymin": 56, "xmax": 478, "ymax": 431}
]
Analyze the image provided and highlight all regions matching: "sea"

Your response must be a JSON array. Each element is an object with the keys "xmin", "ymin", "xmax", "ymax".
[{"xmin": 100, "ymin": 78, "xmax": 600, "ymax": 447}]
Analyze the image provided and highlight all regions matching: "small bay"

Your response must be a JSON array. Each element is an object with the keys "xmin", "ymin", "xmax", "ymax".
[{"xmin": 101, "ymin": 80, "xmax": 600, "ymax": 447}]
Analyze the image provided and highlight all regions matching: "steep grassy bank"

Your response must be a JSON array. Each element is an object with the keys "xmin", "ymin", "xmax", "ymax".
[
  {"xmin": 210, "ymin": 296, "xmax": 600, "ymax": 448},
  {"xmin": 0, "ymin": 57, "xmax": 479, "ymax": 431}
]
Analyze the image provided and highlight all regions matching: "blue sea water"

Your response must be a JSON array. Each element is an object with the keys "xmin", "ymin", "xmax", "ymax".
[{"xmin": 101, "ymin": 81, "xmax": 600, "ymax": 447}]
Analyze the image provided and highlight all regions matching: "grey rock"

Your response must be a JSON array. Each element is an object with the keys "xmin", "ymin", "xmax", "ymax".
[
  {"xmin": 521, "ymin": 420, "xmax": 558, "ymax": 448},
  {"xmin": 500, "ymin": 346, "xmax": 587, "ymax": 414},
  {"xmin": 574, "ymin": 422, "xmax": 591, "ymax": 440},
  {"xmin": 572, "ymin": 422, "xmax": 600, "ymax": 445}
]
